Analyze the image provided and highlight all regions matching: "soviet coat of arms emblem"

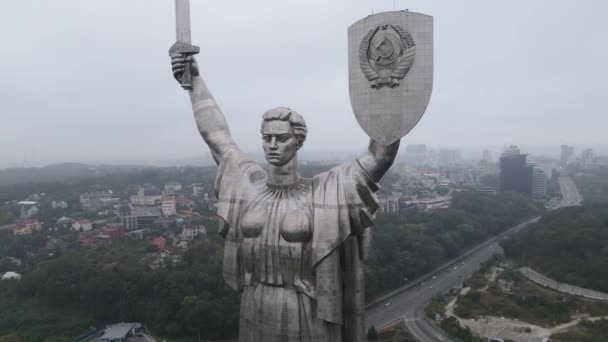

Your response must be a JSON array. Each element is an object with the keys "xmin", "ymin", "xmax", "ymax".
[
  {"xmin": 348, "ymin": 11, "xmax": 433, "ymax": 146},
  {"xmin": 360, "ymin": 24, "xmax": 416, "ymax": 89}
]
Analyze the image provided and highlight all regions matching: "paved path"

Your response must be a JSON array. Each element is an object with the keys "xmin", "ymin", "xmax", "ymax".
[{"xmin": 520, "ymin": 267, "xmax": 608, "ymax": 301}]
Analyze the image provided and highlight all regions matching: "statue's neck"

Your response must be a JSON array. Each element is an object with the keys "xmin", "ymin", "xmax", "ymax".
[{"xmin": 267, "ymin": 156, "xmax": 300, "ymax": 188}]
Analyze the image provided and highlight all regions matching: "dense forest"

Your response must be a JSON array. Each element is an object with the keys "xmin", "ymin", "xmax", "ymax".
[
  {"xmin": 0, "ymin": 162, "xmax": 544, "ymax": 340},
  {"xmin": 0, "ymin": 225, "xmax": 239, "ymax": 341},
  {"xmin": 0, "ymin": 190, "xmax": 541, "ymax": 341},
  {"xmin": 365, "ymin": 191, "xmax": 541, "ymax": 298},
  {"xmin": 502, "ymin": 203, "xmax": 608, "ymax": 293}
]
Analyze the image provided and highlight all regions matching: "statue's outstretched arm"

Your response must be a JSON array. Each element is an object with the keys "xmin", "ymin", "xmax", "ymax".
[
  {"xmin": 172, "ymin": 55, "xmax": 238, "ymax": 164},
  {"xmin": 358, "ymin": 139, "xmax": 400, "ymax": 181}
]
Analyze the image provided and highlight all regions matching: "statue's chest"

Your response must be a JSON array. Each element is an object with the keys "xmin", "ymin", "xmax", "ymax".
[{"xmin": 239, "ymin": 183, "xmax": 313, "ymax": 244}]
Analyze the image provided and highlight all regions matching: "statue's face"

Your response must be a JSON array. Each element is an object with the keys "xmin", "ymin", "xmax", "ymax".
[{"xmin": 261, "ymin": 120, "xmax": 299, "ymax": 166}]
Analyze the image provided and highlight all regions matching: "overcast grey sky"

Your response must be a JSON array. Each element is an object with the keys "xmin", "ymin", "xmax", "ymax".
[{"xmin": 1, "ymin": 0, "xmax": 607, "ymax": 167}]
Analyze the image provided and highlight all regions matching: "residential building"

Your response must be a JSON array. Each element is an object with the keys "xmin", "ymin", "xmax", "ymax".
[
  {"xmin": 176, "ymin": 194, "xmax": 195, "ymax": 209},
  {"xmin": 100, "ymin": 223, "xmax": 125, "ymax": 241},
  {"xmin": 131, "ymin": 206, "xmax": 161, "ymax": 229},
  {"xmin": 405, "ymin": 196, "xmax": 452, "ymax": 211},
  {"xmin": 181, "ymin": 225, "xmax": 206, "ymax": 241},
  {"xmin": 152, "ymin": 236, "xmax": 166, "ymax": 251},
  {"xmin": 164, "ymin": 181, "xmax": 182, "ymax": 194},
  {"xmin": 18, "ymin": 201, "xmax": 39, "ymax": 219},
  {"xmin": 378, "ymin": 197, "xmax": 400, "ymax": 213},
  {"xmin": 51, "ymin": 200, "xmax": 68, "ymax": 209},
  {"xmin": 13, "ymin": 218, "xmax": 42, "ymax": 236},
  {"xmin": 72, "ymin": 219, "xmax": 93, "ymax": 232},
  {"xmin": 80, "ymin": 191, "xmax": 119, "ymax": 211},
  {"xmin": 100, "ymin": 322, "xmax": 153, "ymax": 342},
  {"xmin": 191, "ymin": 183, "xmax": 205, "ymax": 197},
  {"xmin": 1, "ymin": 272, "xmax": 21, "ymax": 281},
  {"xmin": 119, "ymin": 203, "xmax": 139, "ymax": 231},
  {"xmin": 130, "ymin": 186, "xmax": 162, "ymax": 206},
  {"xmin": 161, "ymin": 195, "xmax": 176, "ymax": 217}
]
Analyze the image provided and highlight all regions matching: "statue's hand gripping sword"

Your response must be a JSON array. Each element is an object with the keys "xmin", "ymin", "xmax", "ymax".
[{"xmin": 169, "ymin": 0, "xmax": 200, "ymax": 90}]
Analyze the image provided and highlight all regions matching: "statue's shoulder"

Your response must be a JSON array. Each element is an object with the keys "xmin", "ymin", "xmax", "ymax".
[{"xmin": 217, "ymin": 147, "xmax": 267, "ymax": 189}]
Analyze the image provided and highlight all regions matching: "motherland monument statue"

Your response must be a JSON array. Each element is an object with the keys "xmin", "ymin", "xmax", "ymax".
[{"xmin": 169, "ymin": 1, "xmax": 433, "ymax": 341}]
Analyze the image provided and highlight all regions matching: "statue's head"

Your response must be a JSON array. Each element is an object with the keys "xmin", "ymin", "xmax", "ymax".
[{"xmin": 260, "ymin": 107, "xmax": 307, "ymax": 166}]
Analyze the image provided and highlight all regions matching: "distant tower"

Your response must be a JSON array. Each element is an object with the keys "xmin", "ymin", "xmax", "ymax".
[
  {"xmin": 482, "ymin": 149, "xmax": 492, "ymax": 162},
  {"xmin": 500, "ymin": 145, "xmax": 532, "ymax": 196},
  {"xmin": 404, "ymin": 144, "xmax": 427, "ymax": 165},
  {"xmin": 581, "ymin": 148, "xmax": 594, "ymax": 169},
  {"xmin": 560, "ymin": 145, "xmax": 574, "ymax": 166}
]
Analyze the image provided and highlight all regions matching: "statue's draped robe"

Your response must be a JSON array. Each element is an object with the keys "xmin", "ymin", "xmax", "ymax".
[{"xmin": 215, "ymin": 148, "xmax": 378, "ymax": 342}]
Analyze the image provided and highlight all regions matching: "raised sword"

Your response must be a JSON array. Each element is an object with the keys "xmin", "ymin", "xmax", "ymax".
[{"xmin": 169, "ymin": 0, "xmax": 200, "ymax": 90}]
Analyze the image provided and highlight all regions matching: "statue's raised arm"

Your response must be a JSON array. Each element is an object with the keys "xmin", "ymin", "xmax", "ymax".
[
  {"xmin": 171, "ymin": 55, "xmax": 238, "ymax": 164},
  {"xmin": 358, "ymin": 139, "xmax": 400, "ymax": 182}
]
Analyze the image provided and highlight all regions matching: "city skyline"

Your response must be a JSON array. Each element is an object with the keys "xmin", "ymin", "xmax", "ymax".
[{"xmin": 2, "ymin": 0, "xmax": 607, "ymax": 167}]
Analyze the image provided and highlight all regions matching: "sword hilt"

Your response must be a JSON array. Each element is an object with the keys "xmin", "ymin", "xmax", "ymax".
[{"xmin": 169, "ymin": 42, "xmax": 200, "ymax": 90}]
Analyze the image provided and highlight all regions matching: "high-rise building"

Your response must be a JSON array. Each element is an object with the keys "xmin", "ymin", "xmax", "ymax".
[
  {"xmin": 500, "ymin": 145, "xmax": 532, "ymax": 196},
  {"xmin": 531, "ymin": 167, "xmax": 547, "ymax": 199},
  {"xmin": 560, "ymin": 145, "xmax": 574, "ymax": 166},
  {"xmin": 438, "ymin": 149, "xmax": 460, "ymax": 166},
  {"xmin": 404, "ymin": 144, "xmax": 427, "ymax": 165},
  {"xmin": 482, "ymin": 149, "xmax": 493, "ymax": 162},
  {"xmin": 581, "ymin": 148, "xmax": 594, "ymax": 169}
]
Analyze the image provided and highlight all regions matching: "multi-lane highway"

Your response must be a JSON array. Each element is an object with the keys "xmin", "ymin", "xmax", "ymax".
[
  {"xmin": 558, "ymin": 176, "xmax": 583, "ymax": 207},
  {"xmin": 365, "ymin": 176, "xmax": 583, "ymax": 341},
  {"xmin": 365, "ymin": 222, "xmax": 530, "ymax": 340}
]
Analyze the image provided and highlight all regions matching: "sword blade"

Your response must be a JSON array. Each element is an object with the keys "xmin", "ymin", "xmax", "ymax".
[{"xmin": 175, "ymin": 0, "xmax": 192, "ymax": 44}]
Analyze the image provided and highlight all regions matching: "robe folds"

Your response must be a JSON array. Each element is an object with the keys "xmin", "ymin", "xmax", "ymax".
[{"xmin": 215, "ymin": 148, "xmax": 378, "ymax": 342}]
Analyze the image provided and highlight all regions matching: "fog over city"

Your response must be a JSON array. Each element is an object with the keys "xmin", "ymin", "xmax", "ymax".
[{"xmin": 1, "ymin": 0, "xmax": 607, "ymax": 168}]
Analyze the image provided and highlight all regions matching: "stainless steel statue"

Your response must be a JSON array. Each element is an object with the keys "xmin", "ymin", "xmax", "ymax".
[{"xmin": 170, "ymin": 4, "xmax": 433, "ymax": 341}]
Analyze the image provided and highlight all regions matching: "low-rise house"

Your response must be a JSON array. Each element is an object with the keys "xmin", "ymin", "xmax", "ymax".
[
  {"xmin": 181, "ymin": 225, "xmax": 206, "ymax": 241},
  {"xmin": 56, "ymin": 216, "xmax": 73, "ymax": 229},
  {"xmin": 99, "ymin": 322, "xmax": 153, "ymax": 342},
  {"xmin": 101, "ymin": 224, "xmax": 125, "ymax": 241},
  {"xmin": 1, "ymin": 272, "xmax": 21, "ymax": 281},
  {"xmin": 51, "ymin": 200, "xmax": 69, "ymax": 209},
  {"xmin": 174, "ymin": 241, "xmax": 188, "ymax": 249},
  {"xmin": 176, "ymin": 194, "xmax": 195, "ymax": 209},
  {"xmin": 13, "ymin": 218, "xmax": 42, "ymax": 236},
  {"xmin": 72, "ymin": 219, "xmax": 93, "ymax": 232},
  {"xmin": 152, "ymin": 236, "xmax": 166, "ymax": 251},
  {"xmin": 18, "ymin": 201, "xmax": 39, "ymax": 219}
]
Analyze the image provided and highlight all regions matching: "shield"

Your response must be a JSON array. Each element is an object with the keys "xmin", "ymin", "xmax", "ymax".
[{"xmin": 348, "ymin": 11, "xmax": 433, "ymax": 145}]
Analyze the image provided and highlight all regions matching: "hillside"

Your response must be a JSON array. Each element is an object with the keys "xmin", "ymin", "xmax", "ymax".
[{"xmin": 502, "ymin": 203, "xmax": 608, "ymax": 293}]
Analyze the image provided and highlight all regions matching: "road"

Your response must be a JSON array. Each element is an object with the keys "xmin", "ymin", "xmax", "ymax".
[
  {"xmin": 365, "ymin": 176, "xmax": 583, "ymax": 341},
  {"xmin": 557, "ymin": 176, "xmax": 583, "ymax": 207}
]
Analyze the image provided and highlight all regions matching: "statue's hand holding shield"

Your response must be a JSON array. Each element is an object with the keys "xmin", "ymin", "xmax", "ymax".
[{"xmin": 348, "ymin": 11, "xmax": 433, "ymax": 146}]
